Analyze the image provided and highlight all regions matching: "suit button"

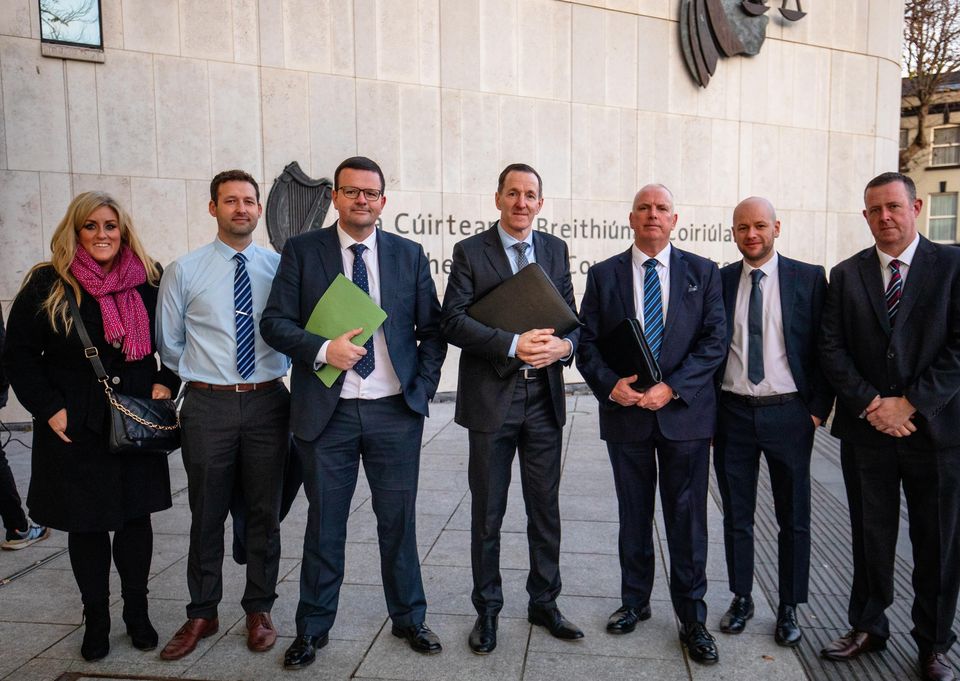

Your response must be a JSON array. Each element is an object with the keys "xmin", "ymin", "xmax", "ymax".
[
  {"xmin": 887, "ymin": 351, "xmax": 894, "ymax": 359},
  {"xmin": 111, "ymin": 376, "xmax": 121, "ymax": 385},
  {"xmin": 889, "ymin": 385, "xmax": 897, "ymax": 391}
]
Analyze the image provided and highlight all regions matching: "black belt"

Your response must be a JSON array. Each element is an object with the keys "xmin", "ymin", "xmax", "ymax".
[
  {"xmin": 722, "ymin": 391, "xmax": 799, "ymax": 407},
  {"xmin": 518, "ymin": 368, "xmax": 545, "ymax": 380}
]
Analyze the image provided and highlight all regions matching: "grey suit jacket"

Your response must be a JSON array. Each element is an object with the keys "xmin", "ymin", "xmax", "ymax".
[{"xmin": 440, "ymin": 224, "xmax": 579, "ymax": 433}]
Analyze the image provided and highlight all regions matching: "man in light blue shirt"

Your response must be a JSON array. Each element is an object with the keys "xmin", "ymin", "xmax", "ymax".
[{"xmin": 156, "ymin": 169, "xmax": 291, "ymax": 661}]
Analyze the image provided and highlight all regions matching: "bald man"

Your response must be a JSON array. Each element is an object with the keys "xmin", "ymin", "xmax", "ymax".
[
  {"xmin": 713, "ymin": 197, "xmax": 833, "ymax": 646},
  {"xmin": 577, "ymin": 184, "xmax": 726, "ymax": 664}
]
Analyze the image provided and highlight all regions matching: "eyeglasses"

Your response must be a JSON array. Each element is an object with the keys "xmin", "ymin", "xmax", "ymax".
[{"xmin": 338, "ymin": 186, "xmax": 383, "ymax": 201}]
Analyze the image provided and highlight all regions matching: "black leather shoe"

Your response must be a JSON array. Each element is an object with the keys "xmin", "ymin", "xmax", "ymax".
[
  {"xmin": 606, "ymin": 604, "xmax": 651, "ymax": 634},
  {"xmin": 283, "ymin": 634, "xmax": 328, "ymax": 668},
  {"xmin": 680, "ymin": 622, "xmax": 719, "ymax": 665},
  {"xmin": 920, "ymin": 651, "xmax": 956, "ymax": 681},
  {"xmin": 468, "ymin": 615, "xmax": 498, "ymax": 654},
  {"xmin": 391, "ymin": 623, "xmax": 442, "ymax": 655},
  {"xmin": 528, "ymin": 607, "xmax": 584, "ymax": 640},
  {"xmin": 719, "ymin": 594, "xmax": 754, "ymax": 634},
  {"xmin": 775, "ymin": 604, "xmax": 802, "ymax": 647}
]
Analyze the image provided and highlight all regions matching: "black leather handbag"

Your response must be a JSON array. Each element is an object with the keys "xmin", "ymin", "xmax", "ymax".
[{"xmin": 65, "ymin": 287, "xmax": 180, "ymax": 455}]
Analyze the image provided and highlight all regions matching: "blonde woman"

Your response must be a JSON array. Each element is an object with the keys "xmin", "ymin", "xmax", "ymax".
[{"xmin": 1, "ymin": 192, "xmax": 179, "ymax": 661}]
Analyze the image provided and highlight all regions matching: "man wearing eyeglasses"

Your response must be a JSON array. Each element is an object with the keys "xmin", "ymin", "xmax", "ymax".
[{"xmin": 260, "ymin": 156, "xmax": 446, "ymax": 669}]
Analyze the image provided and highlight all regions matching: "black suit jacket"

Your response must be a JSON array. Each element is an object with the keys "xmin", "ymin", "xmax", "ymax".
[
  {"xmin": 819, "ymin": 236, "xmax": 960, "ymax": 449},
  {"xmin": 440, "ymin": 224, "xmax": 579, "ymax": 433},
  {"xmin": 260, "ymin": 225, "xmax": 446, "ymax": 442},
  {"xmin": 576, "ymin": 246, "xmax": 726, "ymax": 443},
  {"xmin": 719, "ymin": 255, "xmax": 834, "ymax": 420}
]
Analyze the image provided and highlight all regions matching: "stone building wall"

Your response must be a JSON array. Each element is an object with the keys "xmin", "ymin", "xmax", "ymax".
[{"xmin": 0, "ymin": 0, "xmax": 905, "ymax": 417}]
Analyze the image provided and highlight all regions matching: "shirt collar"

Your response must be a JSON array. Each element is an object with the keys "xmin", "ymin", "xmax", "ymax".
[
  {"xmin": 213, "ymin": 237, "xmax": 256, "ymax": 260},
  {"xmin": 876, "ymin": 233, "xmax": 920, "ymax": 269},
  {"xmin": 497, "ymin": 223, "xmax": 534, "ymax": 251},
  {"xmin": 337, "ymin": 224, "xmax": 378, "ymax": 253},
  {"xmin": 742, "ymin": 251, "xmax": 778, "ymax": 279},
  {"xmin": 632, "ymin": 242, "xmax": 671, "ymax": 269}
]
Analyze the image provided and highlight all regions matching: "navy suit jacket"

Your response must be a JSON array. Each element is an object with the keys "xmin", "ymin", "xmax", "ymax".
[
  {"xmin": 719, "ymin": 255, "xmax": 834, "ymax": 420},
  {"xmin": 820, "ymin": 236, "xmax": 960, "ymax": 449},
  {"xmin": 440, "ymin": 224, "xmax": 579, "ymax": 433},
  {"xmin": 260, "ymin": 225, "xmax": 446, "ymax": 442},
  {"xmin": 577, "ymin": 245, "xmax": 726, "ymax": 443}
]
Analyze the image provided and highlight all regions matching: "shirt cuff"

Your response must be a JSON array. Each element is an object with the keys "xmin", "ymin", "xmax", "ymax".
[
  {"xmin": 560, "ymin": 338, "xmax": 574, "ymax": 362},
  {"xmin": 508, "ymin": 334, "xmax": 519, "ymax": 358},
  {"xmin": 314, "ymin": 341, "xmax": 330, "ymax": 371}
]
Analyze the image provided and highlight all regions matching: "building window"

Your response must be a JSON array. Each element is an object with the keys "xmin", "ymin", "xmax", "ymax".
[
  {"xmin": 931, "ymin": 126, "xmax": 960, "ymax": 167},
  {"xmin": 40, "ymin": 0, "xmax": 102, "ymax": 48},
  {"xmin": 900, "ymin": 129, "xmax": 909, "ymax": 150},
  {"xmin": 929, "ymin": 192, "xmax": 958, "ymax": 243}
]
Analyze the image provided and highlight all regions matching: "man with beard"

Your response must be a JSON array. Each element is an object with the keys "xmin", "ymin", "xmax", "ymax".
[{"xmin": 157, "ymin": 169, "xmax": 291, "ymax": 660}]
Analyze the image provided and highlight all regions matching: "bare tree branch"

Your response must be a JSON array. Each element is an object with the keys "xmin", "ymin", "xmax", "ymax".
[{"xmin": 901, "ymin": 0, "xmax": 960, "ymax": 171}]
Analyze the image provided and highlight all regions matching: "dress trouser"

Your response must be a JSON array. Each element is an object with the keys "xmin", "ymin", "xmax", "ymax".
[
  {"xmin": 713, "ymin": 395, "xmax": 814, "ymax": 605},
  {"xmin": 179, "ymin": 383, "xmax": 289, "ymax": 619},
  {"xmin": 607, "ymin": 423, "xmax": 710, "ymax": 624},
  {"xmin": 0, "ymin": 443, "xmax": 28, "ymax": 534},
  {"xmin": 468, "ymin": 375, "xmax": 563, "ymax": 616},
  {"xmin": 841, "ymin": 441, "xmax": 960, "ymax": 655},
  {"xmin": 295, "ymin": 395, "xmax": 427, "ymax": 636}
]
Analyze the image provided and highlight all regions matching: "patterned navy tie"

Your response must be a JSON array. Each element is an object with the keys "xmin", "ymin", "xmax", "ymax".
[
  {"xmin": 350, "ymin": 243, "xmax": 375, "ymax": 378},
  {"xmin": 885, "ymin": 259, "xmax": 902, "ymax": 324},
  {"xmin": 233, "ymin": 253, "xmax": 255, "ymax": 380},
  {"xmin": 642, "ymin": 259, "xmax": 664, "ymax": 361},
  {"xmin": 748, "ymin": 269, "xmax": 765, "ymax": 385}
]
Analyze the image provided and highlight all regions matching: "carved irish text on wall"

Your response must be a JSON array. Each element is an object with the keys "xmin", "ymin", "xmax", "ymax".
[{"xmin": 680, "ymin": 0, "xmax": 806, "ymax": 88}]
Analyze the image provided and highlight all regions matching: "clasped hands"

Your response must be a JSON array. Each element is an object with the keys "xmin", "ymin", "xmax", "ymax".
[
  {"xmin": 610, "ymin": 376, "xmax": 673, "ymax": 411},
  {"xmin": 864, "ymin": 395, "xmax": 917, "ymax": 438},
  {"xmin": 516, "ymin": 328, "xmax": 571, "ymax": 369}
]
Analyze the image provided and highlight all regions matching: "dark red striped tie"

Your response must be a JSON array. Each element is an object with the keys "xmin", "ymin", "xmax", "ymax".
[{"xmin": 885, "ymin": 259, "xmax": 902, "ymax": 323}]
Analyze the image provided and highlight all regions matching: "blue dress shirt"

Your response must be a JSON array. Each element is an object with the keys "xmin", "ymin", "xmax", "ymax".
[{"xmin": 157, "ymin": 238, "xmax": 290, "ymax": 383}]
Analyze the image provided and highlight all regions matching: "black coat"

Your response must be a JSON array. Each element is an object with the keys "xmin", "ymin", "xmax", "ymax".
[{"xmin": 1, "ymin": 265, "xmax": 180, "ymax": 531}]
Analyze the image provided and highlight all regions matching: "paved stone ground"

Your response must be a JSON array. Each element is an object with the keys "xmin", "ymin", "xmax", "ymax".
[{"xmin": 0, "ymin": 394, "xmax": 928, "ymax": 681}]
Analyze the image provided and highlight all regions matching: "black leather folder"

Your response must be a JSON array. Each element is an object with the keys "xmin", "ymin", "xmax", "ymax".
[
  {"xmin": 467, "ymin": 263, "xmax": 582, "ymax": 377},
  {"xmin": 598, "ymin": 318, "xmax": 663, "ymax": 391}
]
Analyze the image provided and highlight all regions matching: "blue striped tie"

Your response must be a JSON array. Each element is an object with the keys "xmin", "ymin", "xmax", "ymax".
[
  {"xmin": 234, "ymin": 253, "xmax": 255, "ymax": 380},
  {"xmin": 642, "ymin": 259, "xmax": 664, "ymax": 361}
]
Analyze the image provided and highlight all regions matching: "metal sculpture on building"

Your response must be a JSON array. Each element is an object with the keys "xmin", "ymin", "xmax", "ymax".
[
  {"xmin": 265, "ymin": 161, "xmax": 333, "ymax": 253},
  {"xmin": 680, "ymin": 0, "xmax": 806, "ymax": 88}
]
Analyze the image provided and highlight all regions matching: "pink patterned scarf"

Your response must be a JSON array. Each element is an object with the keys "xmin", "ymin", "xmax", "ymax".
[{"xmin": 69, "ymin": 245, "xmax": 152, "ymax": 361}]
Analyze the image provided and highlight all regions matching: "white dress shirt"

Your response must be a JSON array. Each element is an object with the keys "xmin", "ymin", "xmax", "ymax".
[
  {"xmin": 721, "ymin": 252, "xmax": 798, "ymax": 396},
  {"xmin": 632, "ymin": 243, "xmax": 671, "ymax": 328},
  {"xmin": 316, "ymin": 226, "xmax": 402, "ymax": 400},
  {"xmin": 877, "ymin": 232, "xmax": 920, "ymax": 289}
]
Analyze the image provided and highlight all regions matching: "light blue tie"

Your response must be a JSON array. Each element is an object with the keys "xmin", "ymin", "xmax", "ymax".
[
  {"xmin": 643, "ymin": 259, "xmax": 664, "ymax": 361},
  {"xmin": 233, "ymin": 253, "xmax": 255, "ymax": 380},
  {"xmin": 350, "ymin": 244, "xmax": 375, "ymax": 379}
]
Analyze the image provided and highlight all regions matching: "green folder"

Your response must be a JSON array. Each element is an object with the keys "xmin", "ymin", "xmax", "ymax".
[{"xmin": 306, "ymin": 273, "xmax": 388, "ymax": 387}]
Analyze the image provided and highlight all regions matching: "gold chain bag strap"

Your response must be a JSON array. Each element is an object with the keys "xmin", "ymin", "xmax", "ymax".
[{"xmin": 64, "ymin": 286, "xmax": 181, "ymax": 454}]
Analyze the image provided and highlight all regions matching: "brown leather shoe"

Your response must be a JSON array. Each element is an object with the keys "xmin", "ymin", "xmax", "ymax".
[
  {"xmin": 160, "ymin": 617, "xmax": 219, "ymax": 660},
  {"xmin": 246, "ymin": 612, "xmax": 277, "ymax": 652},
  {"xmin": 820, "ymin": 629, "xmax": 886, "ymax": 661},
  {"xmin": 920, "ymin": 652, "xmax": 956, "ymax": 681}
]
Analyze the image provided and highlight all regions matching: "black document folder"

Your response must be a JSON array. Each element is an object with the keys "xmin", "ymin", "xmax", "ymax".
[
  {"xmin": 598, "ymin": 318, "xmax": 663, "ymax": 391},
  {"xmin": 467, "ymin": 263, "xmax": 582, "ymax": 377}
]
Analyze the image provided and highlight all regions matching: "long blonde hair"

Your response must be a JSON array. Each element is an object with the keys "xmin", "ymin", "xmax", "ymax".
[{"xmin": 22, "ymin": 191, "xmax": 160, "ymax": 332}]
